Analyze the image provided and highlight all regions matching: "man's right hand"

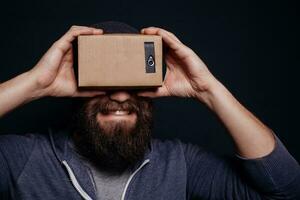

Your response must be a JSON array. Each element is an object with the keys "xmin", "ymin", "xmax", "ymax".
[
  {"xmin": 29, "ymin": 25, "xmax": 105, "ymax": 97},
  {"xmin": 0, "ymin": 25, "xmax": 105, "ymax": 117}
]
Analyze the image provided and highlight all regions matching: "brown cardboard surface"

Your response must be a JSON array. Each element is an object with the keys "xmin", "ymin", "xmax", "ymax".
[{"xmin": 78, "ymin": 34, "xmax": 163, "ymax": 89}]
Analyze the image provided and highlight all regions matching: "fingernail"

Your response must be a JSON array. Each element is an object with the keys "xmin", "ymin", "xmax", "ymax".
[
  {"xmin": 141, "ymin": 28, "xmax": 145, "ymax": 34},
  {"xmin": 95, "ymin": 29, "xmax": 103, "ymax": 33},
  {"xmin": 93, "ymin": 29, "xmax": 103, "ymax": 34}
]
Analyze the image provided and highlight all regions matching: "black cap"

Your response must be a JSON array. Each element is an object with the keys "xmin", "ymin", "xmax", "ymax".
[{"xmin": 90, "ymin": 21, "xmax": 139, "ymax": 34}]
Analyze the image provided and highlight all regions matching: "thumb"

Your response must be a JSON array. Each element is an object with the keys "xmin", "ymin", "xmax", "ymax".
[
  {"xmin": 137, "ymin": 86, "xmax": 169, "ymax": 98},
  {"xmin": 72, "ymin": 91, "xmax": 106, "ymax": 97}
]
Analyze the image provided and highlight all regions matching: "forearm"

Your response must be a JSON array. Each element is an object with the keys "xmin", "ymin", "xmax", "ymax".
[
  {"xmin": 200, "ymin": 80, "xmax": 275, "ymax": 158},
  {"xmin": 0, "ymin": 71, "xmax": 43, "ymax": 117}
]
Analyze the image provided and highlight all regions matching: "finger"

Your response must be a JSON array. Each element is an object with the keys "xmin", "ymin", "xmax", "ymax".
[
  {"xmin": 73, "ymin": 91, "xmax": 106, "ymax": 97},
  {"xmin": 137, "ymin": 91, "xmax": 159, "ymax": 98},
  {"xmin": 137, "ymin": 86, "xmax": 169, "ymax": 98},
  {"xmin": 141, "ymin": 27, "xmax": 182, "ymax": 44},
  {"xmin": 141, "ymin": 27, "xmax": 183, "ymax": 52},
  {"xmin": 54, "ymin": 26, "xmax": 103, "ymax": 54},
  {"xmin": 63, "ymin": 26, "xmax": 103, "ymax": 42},
  {"xmin": 142, "ymin": 27, "xmax": 193, "ymax": 61},
  {"xmin": 61, "ymin": 47, "xmax": 73, "ymax": 63},
  {"xmin": 148, "ymin": 27, "xmax": 182, "ymax": 43}
]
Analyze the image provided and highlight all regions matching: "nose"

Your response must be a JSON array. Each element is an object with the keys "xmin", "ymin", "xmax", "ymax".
[{"xmin": 108, "ymin": 90, "xmax": 131, "ymax": 103}]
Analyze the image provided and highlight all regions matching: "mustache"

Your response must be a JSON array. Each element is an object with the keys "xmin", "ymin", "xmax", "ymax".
[{"xmin": 90, "ymin": 98, "xmax": 141, "ymax": 115}]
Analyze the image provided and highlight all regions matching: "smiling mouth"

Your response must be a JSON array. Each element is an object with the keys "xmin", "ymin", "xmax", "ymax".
[
  {"xmin": 99, "ymin": 108, "xmax": 134, "ymax": 116},
  {"xmin": 97, "ymin": 109, "xmax": 136, "ymax": 120},
  {"xmin": 106, "ymin": 110, "xmax": 131, "ymax": 116}
]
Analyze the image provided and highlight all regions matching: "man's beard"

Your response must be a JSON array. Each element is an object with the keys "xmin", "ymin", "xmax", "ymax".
[{"xmin": 72, "ymin": 95, "xmax": 153, "ymax": 173}]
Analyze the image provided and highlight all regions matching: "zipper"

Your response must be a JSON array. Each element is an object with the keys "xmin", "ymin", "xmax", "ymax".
[
  {"xmin": 62, "ymin": 158, "xmax": 150, "ymax": 200},
  {"xmin": 62, "ymin": 160, "xmax": 93, "ymax": 200},
  {"xmin": 121, "ymin": 159, "xmax": 150, "ymax": 200}
]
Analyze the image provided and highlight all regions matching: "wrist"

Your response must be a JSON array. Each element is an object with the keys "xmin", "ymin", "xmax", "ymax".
[
  {"xmin": 195, "ymin": 78, "xmax": 229, "ymax": 111},
  {"xmin": 24, "ymin": 70, "xmax": 49, "ymax": 101},
  {"xmin": 0, "ymin": 70, "xmax": 48, "ymax": 117}
]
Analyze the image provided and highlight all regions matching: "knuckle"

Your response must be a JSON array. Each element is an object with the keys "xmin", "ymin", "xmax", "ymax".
[
  {"xmin": 52, "ymin": 41, "xmax": 64, "ymax": 51},
  {"xmin": 157, "ymin": 29, "xmax": 164, "ymax": 35},
  {"xmin": 52, "ymin": 41, "xmax": 60, "ymax": 48},
  {"xmin": 70, "ymin": 25, "xmax": 79, "ymax": 30},
  {"xmin": 169, "ymin": 32, "xmax": 176, "ymax": 37},
  {"xmin": 73, "ymin": 30, "xmax": 81, "ymax": 35},
  {"xmin": 186, "ymin": 47, "xmax": 195, "ymax": 54}
]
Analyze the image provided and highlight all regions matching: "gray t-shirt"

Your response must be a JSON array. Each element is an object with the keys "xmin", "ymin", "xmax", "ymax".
[
  {"xmin": 70, "ymin": 141, "xmax": 132, "ymax": 200},
  {"xmin": 84, "ymin": 161, "xmax": 132, "ymax": 200}
]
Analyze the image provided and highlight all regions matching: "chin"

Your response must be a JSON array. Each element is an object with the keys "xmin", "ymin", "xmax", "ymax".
[{"xmin": 97, "ymin": 119, "xmax": 137, "ymax": 136}]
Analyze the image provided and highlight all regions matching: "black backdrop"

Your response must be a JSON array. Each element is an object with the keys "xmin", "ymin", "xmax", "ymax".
[{"xmin": 0, "ymin": 0, "xmax": 299, "ymax": 161}]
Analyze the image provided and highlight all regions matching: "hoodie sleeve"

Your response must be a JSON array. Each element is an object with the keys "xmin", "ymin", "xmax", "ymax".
[
  {"xmin": 183, "ymin": 135, "xmax": 300, "ymax": 200},
  {"xmin": 0, "ymin": 149, "xmax": 9, "ymax": 191}
]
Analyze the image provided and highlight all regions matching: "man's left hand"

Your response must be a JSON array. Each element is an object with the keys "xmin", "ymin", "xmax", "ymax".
[{"xmin": 138, "ymin": 27, "xmax": 219, "ymax": 104}]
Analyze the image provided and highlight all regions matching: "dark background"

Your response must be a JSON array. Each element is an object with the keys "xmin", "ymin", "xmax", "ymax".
[{"xmin": 0, "ymin": 0, "xmax": 299, "ymax": 161}]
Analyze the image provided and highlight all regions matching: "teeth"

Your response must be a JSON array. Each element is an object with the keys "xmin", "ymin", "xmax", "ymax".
[{"xmin": 108, "ymin": 110, "xmax": 130, "ymax": 115}]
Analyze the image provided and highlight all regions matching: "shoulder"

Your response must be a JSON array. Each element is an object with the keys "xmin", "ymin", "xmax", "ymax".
[
  {"xmin": 0, "ymin": 133, "xmax": 50, "ymax": 180},
  {"xmin": 151, "ymin": 138, "xmax": 206, "ymax": 154},
  {"xmin": 0, "ymin": 132, "xmax": 49, "ymax": 161},
  {"xmin": 151, "ymin": 138, "xmax": 183, "ymax": 152},
  {"xmin": 0, "ymin": 132, "xmax": 46, "ymax": 147},
  {"xmin": 150, "ymin": 138, "xmax": 221, "ymax": 164},
  {"xmin": 150, "ymin": 138, "xmax": 207, "ymax": 160}
]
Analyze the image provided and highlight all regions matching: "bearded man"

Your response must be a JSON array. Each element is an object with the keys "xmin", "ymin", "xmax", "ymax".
[{"xmin": 0, "ymin": 21, "xmax": 299, "ymax": 200}]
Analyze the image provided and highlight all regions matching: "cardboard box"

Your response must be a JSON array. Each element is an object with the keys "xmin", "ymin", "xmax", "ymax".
[{"xmin": 77, "ymin": 34, "xmax": 163, "ymax": 89}]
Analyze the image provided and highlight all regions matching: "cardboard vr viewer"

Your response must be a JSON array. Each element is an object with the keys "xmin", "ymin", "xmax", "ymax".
[{"xmin": 77, "ymin": 34, "xmax": 163, "ymax": 89}]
